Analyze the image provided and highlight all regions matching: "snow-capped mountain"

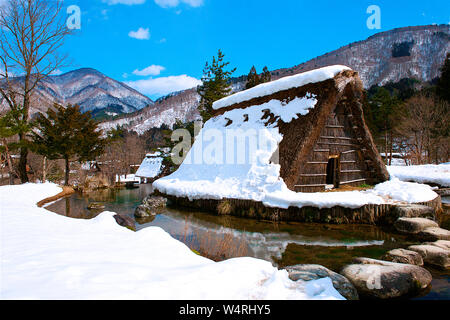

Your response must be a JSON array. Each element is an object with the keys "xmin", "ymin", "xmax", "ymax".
[
  {"xmin": 1, "ymin": 68, "xmax": 153, "ymax": 117},
  {"xmin": 272, "ymin": 25, "xmax": 450, "ymax": 88},
  {"xmin": 101, "ymin": 24, "xmax": 449, "ymax": 134}
]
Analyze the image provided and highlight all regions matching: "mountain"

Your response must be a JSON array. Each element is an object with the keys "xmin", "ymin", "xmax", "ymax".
[
  {"xmin": 101, "ymin": 24, "xmax": 449, "ymax": 134},
  {"xmin": 270, "ymin": 25, "xmax": 450, "ymax": 88},
  {"xmin": 1, "ymin": 68, "xmax": 153, "ymax": 118}
]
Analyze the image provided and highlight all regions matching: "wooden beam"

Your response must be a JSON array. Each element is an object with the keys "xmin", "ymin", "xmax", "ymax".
[
  {"xmin": 341, "ymin": 150, "xmax": 356, "ymax": 154},
  {"xmin": 320, "ymin": 136, "xmax": 353, "ymax": 140},
  {"xmin": 314, "ymin": 149, "xmax": 330, "ymax": 152},
  {"xmin": 325, "ymin": 125, "xmax": 344, "ymax": 128},
  {"xmin": 340, "ymin": 178, "xmax": 366, "ymax": 185},
  {"xmin": 341, "ymin": 170, "xmax": 364, "ymax": 173},
  {"xmin": 295, "ymin": 184, "xmax": 327, "ymax": 187},
  {"xmin": 307, "ymin": 161, "xmax": 328, "ymax": 164},
  {"xmin": 300, "ymin": 173, "xmax": 327, "ymax": 177},
  {"xmin": 317, "ymin": 142, "xmax": 358, "ymax": 147}
]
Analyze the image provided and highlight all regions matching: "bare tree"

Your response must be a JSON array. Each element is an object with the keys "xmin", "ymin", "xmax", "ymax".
[
  {"xmin": 396, "ymin": 94, "xmax": 449, "ymax": 164},
  {"xmin": 0, "ymin": 0, "xmax": 71, "ymax": 183}
]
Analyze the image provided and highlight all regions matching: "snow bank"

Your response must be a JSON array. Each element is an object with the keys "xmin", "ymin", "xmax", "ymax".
[
  {"xmin": 387, "ymin": 164, "xmax": 450, "ymax": 187},
  {"xmin": 0, "ymin": 183, "xmax": 344, "ymax": 300},
  {"xmin": 212, "ymin": 65, "xmax": 350, "ymax": 110}
]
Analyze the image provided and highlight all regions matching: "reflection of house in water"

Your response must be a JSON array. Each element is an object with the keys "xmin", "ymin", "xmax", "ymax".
[{"xmin": 135, "ymin": 152, "xmax": 164, "ymax": 184}]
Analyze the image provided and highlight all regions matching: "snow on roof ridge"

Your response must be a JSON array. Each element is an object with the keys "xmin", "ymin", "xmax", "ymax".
[{"xmin": 213, "ymin": 65, "xmax": 352, "ymax": 110}]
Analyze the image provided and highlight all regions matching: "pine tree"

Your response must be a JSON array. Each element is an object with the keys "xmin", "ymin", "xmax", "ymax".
[
  {"xmin": 245, "ymin": 66, "xmax": 260, "ymax": 89},
  {"xmin": 260, "ymin": 66, "xmax": 272, "ymax": 83},
  {"xmin": 436, "ymin": 53, "xmax": 450, "ymax": 102},
  {"xmin": 32, "ymin": 104, "xmax": 106, "ymax": 186},
  {"xmin": 197, "ymin": 49, "xmax": 236, "ymax": 122}
]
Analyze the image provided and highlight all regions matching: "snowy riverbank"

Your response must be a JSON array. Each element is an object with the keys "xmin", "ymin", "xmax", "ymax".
[
  {"xmin": 0, "ymin": 183, "xmax": 344, "ymax": 300},
  {"xmin": 387, "ymin": 163, "xmax": 450, "ymax": 188}
]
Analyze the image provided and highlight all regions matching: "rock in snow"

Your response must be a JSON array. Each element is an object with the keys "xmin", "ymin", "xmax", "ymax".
[
  {"xmin": 340, "ymin": 258, "xmax": 432, "ymax": 299},
  {"xmin": 284, "ymin": 264, "xmax": 359, "ymax": 300}
]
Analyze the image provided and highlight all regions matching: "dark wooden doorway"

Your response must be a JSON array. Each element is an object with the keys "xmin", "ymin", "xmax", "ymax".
[{"xmin": 326, "ymin": 155, "xmax": 340, "ymax": 188}]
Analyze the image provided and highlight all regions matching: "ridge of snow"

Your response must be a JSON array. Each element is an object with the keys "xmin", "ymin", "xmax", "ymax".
[
  {"xmin": 0, "ymin": 183, "xmax": 344, "ymax": 300},
  {"xmin": 212, "ymin": 65, "xmax": 351, "ymax": 110},
  {"xmin": 387, "ymin": 164, "xmax": 450, "ymax": 187}
]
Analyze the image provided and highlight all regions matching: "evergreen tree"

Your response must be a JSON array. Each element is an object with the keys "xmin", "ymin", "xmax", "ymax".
[
  {"xmin": 0, "ymin": 109, "xmax": 28, "ymax": 184},
  {"xmin": 436, "ymin": 53, "xmax": 450, "ymax": 102},
  {"xmin": 245, "ymin": 66, "xmax": 260, "ymax": 89},
  {"xmin": 32, "ymin": 104, "xmax": 106, "ymax": 186},
  {"xmin": 260, "ymin": 66, "xmax": 272, "ymax": 83},
  {"xmin": 197, "ymin": 49, "xmax": 236, "ymax": 122}
]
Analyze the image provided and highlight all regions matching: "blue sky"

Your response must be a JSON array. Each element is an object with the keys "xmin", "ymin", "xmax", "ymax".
[{"xmin": 61, "ymin": 0, "xmax": 450, "ymax": 99}]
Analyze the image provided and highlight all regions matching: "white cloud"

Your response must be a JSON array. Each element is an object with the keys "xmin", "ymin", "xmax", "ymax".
[
  {"xmin": 154, "ymin": 0, "xmax": 178, "ymax": 8},
  {"xmin": 181, "ymin": 0, "xmax": 204, "ymax": 7},
  {"xmin": 126, "ymin": 75, "xmax": 202, "ymax": 96},
  {"xmin": 128, "ymin": 27, "xmax": 150, "ymax": 40},
  {"xmin": 154, "ymin": 0, "xmax": 204, "ymax": 8},
  {"xmin": 133, "ymin": 65, "xmax": 166, "ymax": 76},
  {"xmin": 103, "ymin": 0, "xmax": 146, "ymax": 5},
  {"xmin": 51, "ymin": 69, "xmax": 63, "ymax": 76}
]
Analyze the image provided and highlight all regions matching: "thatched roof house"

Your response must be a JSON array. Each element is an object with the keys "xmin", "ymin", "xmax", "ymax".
[
  {"xmin": 154, "ymin": 66, "xmax": 404, "ymax": 213},
  {"xmin": 211, "ymin": 65, "xmax": 389, "ymax": 192}
]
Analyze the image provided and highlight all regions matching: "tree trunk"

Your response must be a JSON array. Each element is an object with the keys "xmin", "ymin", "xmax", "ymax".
[
  {"xmin": 18, "ymin": 144, "xmax": 29, "ymax": 183},
  {"xmin": 42, "ymin": 156, "xmax": 47, "ymax": 182},
  {"xmin": 64, "ymin": 157, "xmax": 70, "ymax": 186},
  {"xmin": 2, "ymin": 138, "xmax": 15, "ymax": 185}
]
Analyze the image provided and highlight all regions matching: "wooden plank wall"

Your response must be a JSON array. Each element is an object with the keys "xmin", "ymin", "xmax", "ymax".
[{"xmin": 295, "ymin": 103, "xmax": 370, "ymax": 192}]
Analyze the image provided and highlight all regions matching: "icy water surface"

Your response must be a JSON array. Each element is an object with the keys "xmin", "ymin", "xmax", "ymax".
[{"xmin": 46, "ymin": 184, "xmax": 450, "ymax": 300}]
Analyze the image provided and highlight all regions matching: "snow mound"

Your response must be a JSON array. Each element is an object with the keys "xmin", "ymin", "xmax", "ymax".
[
  {"xmin": 212, "ymin": 65, "xmax": 351, "ymax": 110},
  {"xmin": 0, "ymin": 183, "xmax": 344, "ymax": 300},
  {"xmin": 387, "ymin": 164, "xmax": 450, "ymax": 187}
]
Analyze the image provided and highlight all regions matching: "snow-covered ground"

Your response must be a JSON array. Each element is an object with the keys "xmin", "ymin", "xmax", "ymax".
[
  {"xmin": 0, "ymin": 183, "xmax": 344, "ymax": 300},
  {"xmin": 387, "ymin": 163, "xmax": 450, "ymax": 188}
]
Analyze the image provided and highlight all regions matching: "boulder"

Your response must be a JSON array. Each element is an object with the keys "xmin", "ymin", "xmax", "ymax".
[
  {"xmin": 394, "ymin": 217, "xmax": 438, "ymax": 234},
  {"xmin": 113, "ymin": 214, "xmax": 136, "ymax": 231},
  {"xmin": 382, "ymin": 248, "xmax": 423, "ymax": 266},
  {"xmin": 134, "ymin": 196, "xmax": 167, "ymax": 218},
  {"xmin": 435, "ymin": 188, "xmax": 450, "ymax": 197},
  {"xmin": 417, "ymin": 227, "xmax": 450, "ymax": 241},
  {"xmin": 408, "ymin": 244, "xmax": 450, "ymax": 269},
  {"xmin": 340, "ymin": 258, "xmax": 432, "ymax": 299},
  {"xmin": 424, "ymin": 240, "xmax": 450, "ymax": 250},
  {"xmin": 390, "ymin": 204, "xmax": 436, "ymax": 223},
  {"xmin": 284, "ymin": 264, "xmax": 358, "ymax": 300}
]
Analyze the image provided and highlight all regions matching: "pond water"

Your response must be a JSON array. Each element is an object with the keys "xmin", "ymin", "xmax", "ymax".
[
  {"xmin": 45, "ymin": 184, "xmax": 450, "ymax": 300},
  {"xmin": 442, "ymin": 196, "xmax": 450, "ymax": 205}
]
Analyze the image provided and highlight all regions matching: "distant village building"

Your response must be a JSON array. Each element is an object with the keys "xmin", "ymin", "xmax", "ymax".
[{"xmin": 135, "ymin": 152, "xmax": 164, "ymax": 183}]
